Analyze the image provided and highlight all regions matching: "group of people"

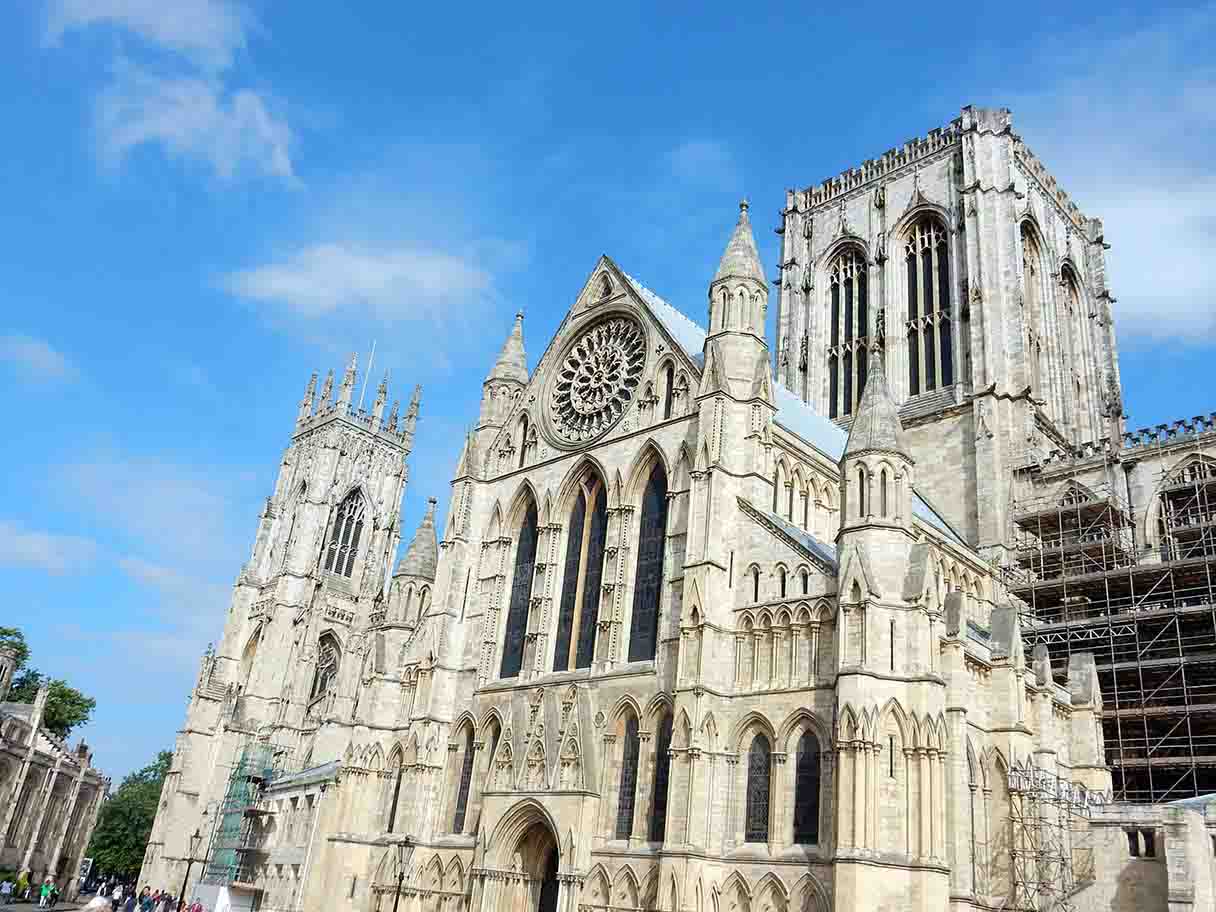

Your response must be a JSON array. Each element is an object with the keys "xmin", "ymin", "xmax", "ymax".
[
  {"xmin": 94, "ymin": 883, "xmax": 203, "ymax": 912},
  {"xmin": 0, "ymin": 876, "xmax": 61, "ymax": 907}
]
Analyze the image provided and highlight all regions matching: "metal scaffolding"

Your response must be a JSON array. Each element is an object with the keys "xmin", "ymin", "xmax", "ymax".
[
  {"xmin": 1006, "ymin": 759, "xmax": 1100, "ymax": 912},
  {"xmin": 1007, "ymin": 437, "xmax": 1216, "ymax": 803}
]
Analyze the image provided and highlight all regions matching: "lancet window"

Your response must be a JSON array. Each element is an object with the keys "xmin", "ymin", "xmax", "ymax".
[
  {"xmin": 1021, "ymin": 224, "xmax": 1045, "ymax": 393},
  {"xmin": 649, "ymin": 712, "xmax": 673, "ymax": 842},
  {"xmin": 309, "ymin": 634, "xmax": 341, "ymax": 701},
  {"xmin": 453, "ymin": 726, "xmax": 475, "ymax": 833},
  {"xmin": 554, "ymin": 474, "xmax": 608, "ymax": 671},
  {"xmin": 745, "ymin": 734, "xmax": 772, "ymax": 842},
  {"xmin": 500, "ymin": 501, "xmax": 539, "ymax": 678},
  {"xmin": 904, "ymin": 215, "xmax": 953, "ymax": 395},
  {"xmin": 616, "ymin": 716, "xmax": 641, "ymax": 839},
  {"xmin": 793, "ymin": 730, "xmax": 821, "ymax": 844},
  {"xmin": 323, "ymin": 490, "xmax": 366, "ymax": 577},
  {"xmin": 827, "ymin": 247, "xmax": 870, "ymax": 419},
  {"xmin": 386, "ymin": 753, "xmax": 403, "ymax": 833},
  {"xmin": 662, "ymin": 363, "xmax": 675, "ymax": 420},
  {"xmin": 628, "ymin": 463, "xmax": 669, "ymax": 662}
]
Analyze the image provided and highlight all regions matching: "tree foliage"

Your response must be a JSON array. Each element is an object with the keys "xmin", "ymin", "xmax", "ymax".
[
  {"xmin": 0, "ymin": 626, "xmax": 30, "ymax": 670},
  {"xmin": 8, "ymin": 671, "xmax": 96, "ymax": 740},
  {"xmin": 87, "ymin": 751, "xmax": 173, "ymax": 881}
]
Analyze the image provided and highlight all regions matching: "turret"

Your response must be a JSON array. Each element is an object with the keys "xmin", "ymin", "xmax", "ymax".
[
  {"xmin": 0, "ymin": 643, "xmax": 17, "ymax": 703},
  {"xmin": 477, "ymin": 312, "xmax": 527, "ymax": 454},
  {"xmin": 319, "ymin": 369, "xmax": 334, "ymax": 409},
  {"xmin": 839, "ymin": 345, "xmax": 914, "ymax": 538},
  {"xmin": 297, "ymin": 372, "xmax": 317, "ymax": 424},
  {"xmin": 389, "ymin": 497, "xmax": 439, "ymax": 625},
  {"xmin": 371, "ymin": 371, "xmax": 389, "ymax": 424},
  {"xmin": 705, "ymin": 200, "xmax": 768, "ymax": 385}
]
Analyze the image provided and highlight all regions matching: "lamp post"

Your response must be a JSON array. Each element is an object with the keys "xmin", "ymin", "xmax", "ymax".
[
  {"xmin": 392, "ymin": 837, "xmax": 414, "ymax": 912},
  {"xmin": 176, "ymin": 828, "xmax": 203, "ymax": 912}
]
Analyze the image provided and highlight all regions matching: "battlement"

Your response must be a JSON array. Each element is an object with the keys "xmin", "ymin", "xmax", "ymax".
[
  {"xmin": 1121, "ymin": 414, "xmax": 1216, "ymax": 453},
  {"xmin": 1011, "ymin": 138, "xmax": 1094, "ymax": 233},
  {"xmin": 793, "ymin": 110, "xmax": 972, "ymax": 212},
  {"xmin": 292, "ymin": 356, "xmax": 420, "ymax": 450},
  {"xmin": 294, "ymin": 399, "xmax": 417, "ymax": 448}
]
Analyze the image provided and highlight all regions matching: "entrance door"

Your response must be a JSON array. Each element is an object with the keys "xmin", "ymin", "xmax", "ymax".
[{"xmin": 536, "ymin": 846, "xmax": 558, "ymax": 912}]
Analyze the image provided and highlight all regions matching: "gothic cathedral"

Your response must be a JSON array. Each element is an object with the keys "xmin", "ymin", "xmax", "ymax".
[{"xmin": 139, "ymin": 106, "xmax": 1216, "ymax": 912}]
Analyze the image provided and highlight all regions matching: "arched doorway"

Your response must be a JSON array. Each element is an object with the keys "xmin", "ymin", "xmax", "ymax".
[
  {"xmin": 514, "ymin": 822, "xmax": 559, "ymax": 912},
  {"xmin": 483, "ymin": 802, "xmax": 563, "ymax": 912}
]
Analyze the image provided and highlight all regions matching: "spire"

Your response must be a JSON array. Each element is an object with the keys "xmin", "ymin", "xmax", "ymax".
[
  {"xmin": 386, "ymin": 399, "xmax": 400, "ymax": 432},
  {"xmin": 843, "ymin": 346, "xmax": 911, "ymax": 460},
  {"xmin": 404, "ymin": 385, "xmax": 421, "ymax": 435},
  {"xmin": 298, "ymin": 372, "xmax": 317, "ymax": 422},
  {"xmin": 713, "ymin": 200, "xmax": 766, "ymax": 286},
  {"xmin": 395, "ymin": 497, "xmax": 439, "ymax": 580},
  {"xmin": 372, "ymin": 370, "xmax": 389, "ymax": 424},
  {"xmin": 485, "ymin": 312, "xmax": 528, "ymax": 385},
  {"xmin": 338, "ymin": 353, "xmax": 358, "ymax": 407}
]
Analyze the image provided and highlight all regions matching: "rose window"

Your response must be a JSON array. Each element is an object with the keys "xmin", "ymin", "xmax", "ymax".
[{"xmin": 550, "ymin": 317, "xmax": 646, "ymax": 443}]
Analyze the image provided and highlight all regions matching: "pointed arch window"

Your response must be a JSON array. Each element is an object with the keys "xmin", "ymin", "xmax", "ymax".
[
  {"xmin": 828, "ymin": 247, "xmax": 869, "ymax": 419},
  {"xmin": 452, "ymin": 726, "xmax": 475, "ymax": 833},
  {"xmin": 662, "ymin": 363, "xmax": 675, "ymax": 420},
  {"xmin": 752, "ymin": 567, "xmax": 760, "ymax": 603},
  {"xmin": 386, "ymin": 753, "xmax": 403, "ymax": 833},
  {"xmin": 324, "ymin": 490, "xmax": 366, "ymax": 577},
  {"xmin": 649, "ymin": 713, "xmax": 674, "ymax": 842},
  {"xmin": 793, "ymin": 730, "xmax": 821, "ymax": 844},
  {"xmin": 500, "ymin": 501, "xmax": 539, "ymax": 678},
  {"xmin": 628, "ymin": 463, "xmax": 669, "ymax": 662},
  {"xmin": 616, "ymin": 716, "xmax": 640, "ymax": 839},
  {"xmin": 779, "ymin": 568, "xmax": 787, "ymax": 598},
  {"xmin": 517, "ymin": 414, "xmax": 530, "ymax": 468},
  {"xmin": 905, "ymin": 216, "xmax": 953, "ymax": 395},
  {"xmin": 1021, "ymin": 224, "xmax": 1045, "ymax": 394},
  {"xmin": 310, "ymin": 634, "xmax": 341, "ymax": 701},
  {"xmin": 745, "ymin": 734, "xmax": 772, "ymax": 842},
  {"xmin": 554, "ymin": 475, "xmax": 608, "ymax": 671}
]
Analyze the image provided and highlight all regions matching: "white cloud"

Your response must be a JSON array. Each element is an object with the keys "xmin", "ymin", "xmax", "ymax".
[
  {"xmin": 669, "ymin": 139, "xmax": 736, "ymax": 187},
  {"xmin": 0, "ymin": 520, "xmax": 98, "ymax": 574},
  {"xmin": 224, "ymin": 242, "xmax": 495, "ymax": 323},
  {"xmin": 97, "ymin": 61, "xmax": 294, "ymax": 181},
  {"xmin": 1008, "ymin": 5, "xmax": 1216, "ymax": 341},
  {"xmin": 58, "ymin": 454, "xmax": 250, "ymax": 568},
  {"xmin": 118, "ymin": 556, "xmax": 229, "ymax": 628},
  {"xmin": 0, "ymin": 334, "xmax": 78, "ymax": 381},
  {"xmin": 45, "ymin": 0, "xmax": 251, "ymax": 72}
]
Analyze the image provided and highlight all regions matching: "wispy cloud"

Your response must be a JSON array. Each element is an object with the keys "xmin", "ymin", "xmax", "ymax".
[
  {"xmin": 669, "ymin": 139, "xmax": 737, "ymax": 188},
  {"xmin": 224, "ymin": 242, "xmax": 499, "ymax": 324},
  {"xmin": 58, "ymin": 452, "xmax": 252, "ymax": 568},
  {"xmin": 0, "ymin": 333, "xmax": 78, "ymax": 381},
  {"xmin": 0, "ymin": 520, "xmax": 98, "ymax": 574},
  {"xmin": 46, "ymin": 0, "xmax": 294, "ymax": 182},
  {"xmin": 1007, "ymin": 5, "xmax": 1216, "ymax": 341},
  {"xmin": 45, "ymin": 0, "xmax": 252, "ymax": 72},
  {"xmin": 97, "ymin": 60, "xmax": 294, "ymax": 181},
  {"xmin": 118, "ymin": 556, "xmax": 229, "ymax": 630}
]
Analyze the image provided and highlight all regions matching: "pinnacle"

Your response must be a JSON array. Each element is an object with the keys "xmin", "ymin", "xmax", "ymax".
[
  {"xmin": 712, "ymin": 199, "xmax": 766, "ymax": 285},
  {"xmin": 485, "ymin": 311, "xmax": 528, "ymax": 385}
]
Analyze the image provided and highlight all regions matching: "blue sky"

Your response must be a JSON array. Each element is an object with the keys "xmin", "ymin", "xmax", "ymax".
[{"xmin": 1, "ymin": 1, "xmax": 1213, "ymax": 781}]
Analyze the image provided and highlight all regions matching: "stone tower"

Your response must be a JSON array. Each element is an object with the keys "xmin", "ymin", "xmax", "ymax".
[
  {"xmin": 774, "ymin": 105, "xmax": 1123, "ymax": 555},
  {"xmin": 0, "ymin": 643, "xmax": 17, "ymax": 702},
  {"xmin": 138, "ymin": 359, "xmax": 420, "ymax": 897}
]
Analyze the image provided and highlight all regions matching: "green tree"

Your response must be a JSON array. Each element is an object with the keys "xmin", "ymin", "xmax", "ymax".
[
  {"xmin": 0, "ymin": 626, "xmax": 30, "ymax": 669},
  {"xmin": 87, "ymin": 751, "xmax": 173, "ymax": 880},
  {"xmin": 8, "ymin": 671, "xmax": 96, "ymax": 740}
]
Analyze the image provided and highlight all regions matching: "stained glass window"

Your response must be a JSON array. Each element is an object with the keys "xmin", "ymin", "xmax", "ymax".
[
  {"xmin": 310, "ymin": 635, "xmax": 341, "ymax": 701},
  {"xmin": 577, "ymin": 486, "xmax": 608, "ymax": 667},
  {"xmin": 616, "ymin": 716, "xmax": 640, "ymax": 839},
  {"xmin": 628, "ymin": 464, "xmax": 669, "ymax": 662},
  {"xmin": 745, "ymin": 734, "xmax": 771, "ymax": 842},
  {"xmin": 553, "ymin": 492, "xmax": 586, "ymax": 672},
  {"xmin": 662, "ymin": 363, "xmax": 675, "ymax": 419},
  {"xmin": 553, "ymin": 478, "xmax": 607, "ymax": 671},
  {"xmin": 323, "ymin": 490, "xmax": 365, "ymax": 577},
  {"xmin": 649, "ymin": 713, "xmax": 673, "ymax": 842},
  {"xmin": 500, "ymin": 501, "xmax": 538, "ymax": 678},
  {"xmin": 793, "ymin": 730, "xmax": 821, "ymax": 844},
  {"xmin": 386, "ymin": 756, "xmax": 403, "ymax": 833},
  {"xmin": 453, "ymin": 727, "xmax": 475, "ymax": 833}
]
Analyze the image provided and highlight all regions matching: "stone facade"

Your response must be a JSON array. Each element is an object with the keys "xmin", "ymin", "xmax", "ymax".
[
  {"xmin": 0, "ymin": 652, "xmax": 108, "ymax": 899},
  {"xmin": 141, "ymin": 110, "xmax": 1216, "ymax": 912}
]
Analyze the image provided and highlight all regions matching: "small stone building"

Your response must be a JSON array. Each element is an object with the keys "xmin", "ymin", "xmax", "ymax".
[{"xmin": 0, "ymin": 645, "xmax": 108, "ymax": 899}]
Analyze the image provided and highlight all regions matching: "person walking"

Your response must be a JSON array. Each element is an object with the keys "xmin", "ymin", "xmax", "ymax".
[
  {"xmin": 111, "ymin": 883, "xmax": 123, "ymax": 910},
  {"xmin": 123, "ymin": 891, "xmax": 136, "ymax": 912},
  {"xmin": 0, "ymin": 877, "xmax": 12, "ymax": 906},
  {"xmin": 38, "ymin": 879, "xmax": 52, "ymax": 909}
]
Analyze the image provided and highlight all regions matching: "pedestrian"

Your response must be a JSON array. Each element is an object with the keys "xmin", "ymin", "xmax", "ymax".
[
  {"xmin": 111, "ymin": 882, "xmax": 123, "ymax": 911},
  {"xmin": 0, "ymin": 877, "xmax": 12, "ymax": 906},
  {"xmin": 139, "ymin": 888, "xmax": 153, "ymax": 912},
  {"xmin": 123, "ymin": 891, "xmax": 136, "ymax": 912},
  {"xmin": 39, "ymin": 879, "xmax": 52, "ymax": 909}
]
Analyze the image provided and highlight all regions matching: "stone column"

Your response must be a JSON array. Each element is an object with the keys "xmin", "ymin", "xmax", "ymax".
[
  {"xmin": 933, "ymin": 750, "xmax": 947, "ymax": 862},
  {"xmin": 727, "ymin": 756, "xmax": 742, "ymax": 849},
  {"xmin": 632, "ymin": 730, "xmax": 654, "ymax": 842},
  {"xmin": 771, "ymin": 752, "xmax": 788, "ymax": 850},
  {"xmin": 66, "ymin": 787, "xmax": 103, "ymax": 901},
  {"xmin": 47, "ymin": 766, "xmax": 85, "ymax": 878},
  {"xmin": 868, "ymin": 743, "xmax": 879, "ymax": 850},
  {"xmin": 836, "ymin": 744, "xmax": 852, "ymax": 850},
  {"xmin": 903, "ymin": 748, "xmax": 915, "ymax": 857},
  {"xmin": 918, "ymin": 749, "xmax": 931, "ymax": 860},
  {"xmin": 683, "ymin": 748, "xmax": 698, "ymax": 847},
  {"xmin": 852, "ymin": 741, "xmax": 866, "ymax": 851},
  {"xmin": 810, "ymin": 623, "xmax": 820, "ymax": 684},
  {"xmin": 596, "ymin": 735, "xmax": 617, "ymax": 839},
  {"xmin": 21, "ymin": 758, "xmax": 62, "ymax": 873}
]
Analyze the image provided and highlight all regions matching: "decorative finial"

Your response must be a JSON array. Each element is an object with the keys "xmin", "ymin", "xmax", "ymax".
[
  {"xmin": 515, "ymin": 310, "xmax": 524, "ymax": 322},
  {"xmin": 739, "ymin": 198, "xmax": 750, "ymax": 217}
]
